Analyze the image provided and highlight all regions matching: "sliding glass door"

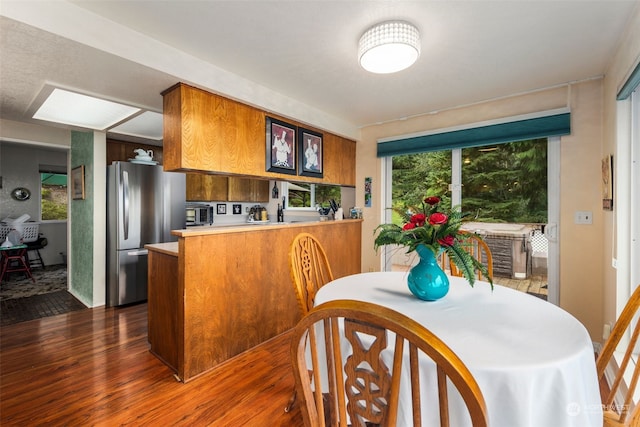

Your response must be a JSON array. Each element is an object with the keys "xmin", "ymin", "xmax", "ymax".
[{"xmin": 381, "ymin": 138, "xmax": 560, "ymax": 304}]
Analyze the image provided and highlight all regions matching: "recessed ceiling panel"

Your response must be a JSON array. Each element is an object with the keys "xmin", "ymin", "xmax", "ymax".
[
  {"xmin": 33, "ymin": 88, "xmax": 140, "ymax": 130},
  {"xmin": 109, "ymin": 111, "xmax": 163, "ymax": 140}
]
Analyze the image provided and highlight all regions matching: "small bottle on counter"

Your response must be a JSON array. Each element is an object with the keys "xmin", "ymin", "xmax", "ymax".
[{"xmin": 277, "ymin": 204, "xmax": 284, "ymax": 222}]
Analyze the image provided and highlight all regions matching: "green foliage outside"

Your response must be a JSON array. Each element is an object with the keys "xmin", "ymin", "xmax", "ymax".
[
  {"xmin": 391, "ymin": 139, "xmax": 548, "ymax": 224},
  {"xmin": 288, "ymin": 183, "xmax": 341, "ymax": 208},
  {"xmin": 41, "ymin": 185, "xmax": 68, "ymax": 220}
]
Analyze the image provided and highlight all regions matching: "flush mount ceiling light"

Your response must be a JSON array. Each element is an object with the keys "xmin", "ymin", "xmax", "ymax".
[
  {"xmin": 33, "ymin": 88, "xmax": 141, "ymax": 130},
  {"xmin": 358, "ymin": 21, "xmax": 420, "ymax": 74}
]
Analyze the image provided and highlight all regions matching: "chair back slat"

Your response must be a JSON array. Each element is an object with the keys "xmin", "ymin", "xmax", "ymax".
[
  {"xmin": 597, "ymin": 284, "xmax": 640, "ymax": 426},
  {"xmin": 290, "ymin": 233, "xmax": 335, "ymax": 315},
  {"xmin": 408, "ymin": 344, "xmax": 422, "ymax": 426},
  {"xmin": 291, "ymin": 300, "xmax": 489, "ymax": 427},
  {"xmin": 437, "ymin": 366, "xmax": 450, "ymax": 427},
  {"xmin": 449, "ymin": 231, "xmax": 493, "ymax": 281}
]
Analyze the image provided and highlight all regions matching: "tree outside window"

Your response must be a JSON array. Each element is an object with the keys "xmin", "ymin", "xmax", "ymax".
[
  {"xmin": 286, "ymin": 182, "xmax": 341, "ymax": 209},
  {"xmin": 41, "ymin": 172, "xmax": 68, "ymax": 221}
]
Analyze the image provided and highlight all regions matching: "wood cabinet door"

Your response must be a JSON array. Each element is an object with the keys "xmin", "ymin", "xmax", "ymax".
[
  {"xmin": 186, "ymin": 174, "xmax": 228, "ymax": 201},
  {"xmin": 227, "ymin": 178, "xmax": 269, "ymax": 202}
]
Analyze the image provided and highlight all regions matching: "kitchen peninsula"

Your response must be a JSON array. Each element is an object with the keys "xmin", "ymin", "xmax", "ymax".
[{"xmin": 146, "ymin": 219, "xmax": 362, "ymax": 382}]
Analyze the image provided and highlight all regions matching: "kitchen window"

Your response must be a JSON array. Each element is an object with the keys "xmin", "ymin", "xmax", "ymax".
[
  {"xmin": 40, "ymin": 170, "xmax": 68, "ymax": 221},
  {"xmin": 284, "ymin": 182, "xmax": 341, "ymax": 210}
]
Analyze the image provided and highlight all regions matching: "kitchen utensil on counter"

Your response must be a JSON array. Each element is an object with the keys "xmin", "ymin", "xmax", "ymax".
[
  {"xmin": 317, "ymin": 206, "xmax": 331, "ymax": 216},
  {"xmin": 277, "ymin": 204, "xmax": 284, "ymax": 222},
  {"xmin": 334, "ymin": 207, "xmax": 343, "ymax": 221},
  {"xmin": 329, "ymin": 199, "xmax": 339, "ymax": 214},
  {"xmin": 249, "ymin": 205, "xmax": 268, "ymax": 222}
]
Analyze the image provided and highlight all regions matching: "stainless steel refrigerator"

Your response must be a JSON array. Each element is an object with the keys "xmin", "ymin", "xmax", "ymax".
[{"xmin": 107, "ymin": 161, "xmax": 185, "ymax": 307}]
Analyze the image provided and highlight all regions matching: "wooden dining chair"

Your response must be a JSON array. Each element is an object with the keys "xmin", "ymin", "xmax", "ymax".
[
  {"xmin": 291, "ymin": 299, "xmax": 489, "ymax": 427},
  {"xmin": 596, "ymin": 284, "xmax": 640, "ymax": 427},
  {"xmin": 289, "ymin": 232, "xmax": 335, "ymax": 316},
  {"xmin": 449, "ymin": 231, "xmax": 493, "ymax": 281},
  {"xmin": 286, "ymin": 232, "xmax": 335, "ymax": 413}
]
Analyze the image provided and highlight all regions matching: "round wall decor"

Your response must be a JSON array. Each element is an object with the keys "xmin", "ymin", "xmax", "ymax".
[{"xmin": 11, "ymin": 187, "xmax": 31, "ymax": 201}]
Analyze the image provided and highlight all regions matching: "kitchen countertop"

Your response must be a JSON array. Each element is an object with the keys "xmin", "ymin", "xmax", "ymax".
[
  {"xmin": 147, "ymin": 219, "xmax": 363, "ymax": 256},
  {"xmin": 145, "ymin": 241, "xmax": 178, "ymax": 256},
  {"xmin": 171, "ymin": 218, "xmax": 363, "ymax": 238}
]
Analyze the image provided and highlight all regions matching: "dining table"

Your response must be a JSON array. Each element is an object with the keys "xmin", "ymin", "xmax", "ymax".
[{"xmin": 313, "ymin": 271, "xmax": 603, "ymax": 427}]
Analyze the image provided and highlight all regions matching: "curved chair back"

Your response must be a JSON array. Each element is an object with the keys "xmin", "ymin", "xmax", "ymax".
[
  {"xmin": 596, "ymin": 284, "xmax": 640, "ymax": 426},
  {"xmin": 449, "ymin": 231, "xmax": 493, "ymax": 281},
  {"xmin": 291, "ymin": 299, "xmax": 489, "ymax": 427},
  {"xmin": 289, "ymin": 233, "xmax": 334, "ymax": 315}
]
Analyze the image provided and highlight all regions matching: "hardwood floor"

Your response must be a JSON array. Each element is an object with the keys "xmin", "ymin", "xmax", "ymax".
[{"xmin": 0, "ymin": 303, "xmax": 303, "ymax": 426}]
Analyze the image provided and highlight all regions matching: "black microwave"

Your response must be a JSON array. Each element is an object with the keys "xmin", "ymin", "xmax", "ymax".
[{"xmin": 186, "ymin": 204, "xmax": 213, "ymax": 226}]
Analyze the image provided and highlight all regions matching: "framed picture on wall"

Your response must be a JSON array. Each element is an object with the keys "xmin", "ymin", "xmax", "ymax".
[
  {"xmin": 266, "ymin": 116, "xmax": 296, "ymax": 175},
  {"xmin": 298, "ymin": 127, "xmax": 323, "ymax": 178},
  {"xmin": 71, "ymin": 165, "xmax": 85, "ymax": 200},
  {"xmin": 602, "ymin": 154, "xmax": 613, "ymax": 210}
]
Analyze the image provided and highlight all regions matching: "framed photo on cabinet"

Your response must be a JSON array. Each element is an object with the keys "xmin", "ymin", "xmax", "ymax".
[
  {"xmin": 298, "ymin": 127, "xmax": 323, "ymax": 178},
  {"xmin": 266, "ymin": 116, "xmax": 296, "ymax": 175}
]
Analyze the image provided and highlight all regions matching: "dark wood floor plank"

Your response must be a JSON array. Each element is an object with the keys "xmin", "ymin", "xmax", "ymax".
[{"xmin": 1, "ymin": 303, "xmax": 302, "ymax": 426}]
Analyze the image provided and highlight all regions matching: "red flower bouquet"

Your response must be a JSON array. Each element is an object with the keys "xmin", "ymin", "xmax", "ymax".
[{"xmin": 374, "ymin": 196, "xmax": 492, "ymax": 287}]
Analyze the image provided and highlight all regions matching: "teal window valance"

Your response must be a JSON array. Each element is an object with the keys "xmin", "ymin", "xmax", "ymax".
[
  {"xmin": 617, "ymin": 61, "xmax": 640, "ymax": 101},
  {"xmin": 377, "ymin": 112, "xmax": 571, "ymax": 157}
]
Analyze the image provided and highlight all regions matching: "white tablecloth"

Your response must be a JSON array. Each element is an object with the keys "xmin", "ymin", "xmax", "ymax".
[{"xmin": 314, "ymin": 272, "xmax": 603, "ymax": 427}]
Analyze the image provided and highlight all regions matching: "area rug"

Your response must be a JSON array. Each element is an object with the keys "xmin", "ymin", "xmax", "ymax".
[
  {"xmin": 0, "ymin": 264, "xmax": 67, "ymax": 301},
  {"xmin": 1, "ymin": 290, "xmax": 87, "ymax": 326}
]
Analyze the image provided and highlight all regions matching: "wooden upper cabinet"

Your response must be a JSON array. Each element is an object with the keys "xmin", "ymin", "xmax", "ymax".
[
  {"xmin": 162, "ymin": 83, "xmax": 263, "ymax": 174},
  {"xmin": 162, "ymin": 83, "xmax": 356, "ymax": 186},
  {"xmin": 323, "ymin": 133, "xmax": 356, "ymax": 187},
  {"xmin": 227, "ymin": 178, "xmax": 269, "ymax": 202},
  {"xmin": 186, "ymin": 174, "xmax": 228, "ymax": 201}
]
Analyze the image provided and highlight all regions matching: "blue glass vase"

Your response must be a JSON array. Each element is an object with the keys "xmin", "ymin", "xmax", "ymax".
[{"xmin": 407, "ymin": 244, "xmax": 450, "ymax": 301}]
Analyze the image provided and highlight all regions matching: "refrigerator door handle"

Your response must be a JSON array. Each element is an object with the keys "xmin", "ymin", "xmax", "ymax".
[
  {"xmin": 123, "ymin": 170, "xmax": 129, "ymax": 240},
  {"xmin": 127, "ymin": 249, "xmax": 148, "ymax": 256}
]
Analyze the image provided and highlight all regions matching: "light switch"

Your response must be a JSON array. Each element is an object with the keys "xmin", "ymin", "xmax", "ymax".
[{"xmin": 574, "ymin": 211, "xmax": 593, "ymax": 224}]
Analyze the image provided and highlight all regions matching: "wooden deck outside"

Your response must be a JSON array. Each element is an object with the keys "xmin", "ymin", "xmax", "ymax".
[
  {"xmin": 392, "ymin": 263, "xmax": 548, "ymax": 299},
  {"xmin": 493, "ymin": 274, "xmax": 548, "ymax": 298}
]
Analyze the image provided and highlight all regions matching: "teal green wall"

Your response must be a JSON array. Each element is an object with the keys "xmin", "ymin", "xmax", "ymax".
[{"xmin": 70, "ymin": 131, "xmax": 94, "ymax": 305}]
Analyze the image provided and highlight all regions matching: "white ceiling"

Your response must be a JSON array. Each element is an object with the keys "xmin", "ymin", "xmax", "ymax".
[{"xmin": 1, "ymin": 0, "xmax": 638, "ymax": 142}]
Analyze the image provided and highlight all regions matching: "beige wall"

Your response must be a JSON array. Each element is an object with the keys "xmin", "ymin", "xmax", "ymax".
[
  {"xmin": 357, "ymin": 79, "xmax": 607, "ymax": 341},
  {"xmin": 602, "ymin": 6, "xmax": 640, "ymax": 329}
]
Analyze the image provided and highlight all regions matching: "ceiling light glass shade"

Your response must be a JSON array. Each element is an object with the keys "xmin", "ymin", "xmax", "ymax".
[{"xmin": 358, "ymin": 21, "xmax": 420, "ymax": 74}]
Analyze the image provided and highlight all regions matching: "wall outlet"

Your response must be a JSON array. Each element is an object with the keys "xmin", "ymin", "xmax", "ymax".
[
  {"xmin": 603, "ymin": 322, "xmax": 611, "ymax": 340},
  {"xmin": 574, "ymin": 211, "xmax": 593, "ymax": 224}
]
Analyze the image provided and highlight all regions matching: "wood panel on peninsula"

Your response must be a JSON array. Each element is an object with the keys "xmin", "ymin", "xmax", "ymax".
[{"xmin": 146, "ymin": 220, "xmax": 362, "ymax": 382}]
